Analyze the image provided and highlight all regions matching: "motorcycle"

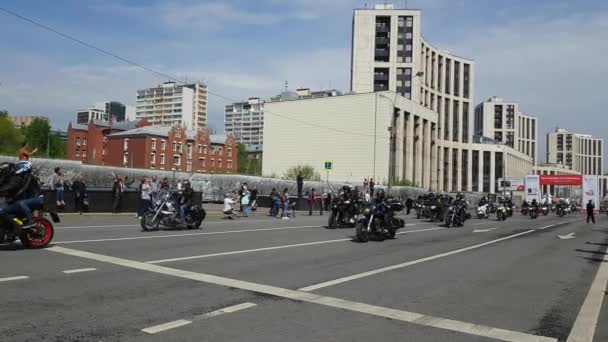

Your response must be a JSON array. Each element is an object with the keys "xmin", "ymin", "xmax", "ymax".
[
  {"xmin": 445, "ymin": 202, "xmax": 466, "ymax": 228},
  {"xmin": 0, "ymin": 205, "xmax": 59, "ymax": 249},
  {"xmin": 477, "ymin": 204, "xmax": 489, "ymax": 219},
  {"xmin": 356, "ymin": 199, "xmax": 405, "ymax": 242},
  {"xmin": 328, "ymin": 198, "xmax": 362, "ymax": 229},
  {"xmin": 540, "ymin": 205, "xmax": 549, "ymax": 216},
  {"xmin": 530, "ymin": 206, "xmax": 539, "ymax": 219},
  {"xmin": 556, "ymin": 205, "xmax": 565, "ymax": 217},
  {"xmin": 521, "ymin": 206, "xmax": 529, "ymax": 216},
  {"xmin": 141, "ymin": 190, "xmax": 206, "ymax": 231},
  {"xmin": 496, "ymin": 203, "xmax": 508, "ymax": 221}
]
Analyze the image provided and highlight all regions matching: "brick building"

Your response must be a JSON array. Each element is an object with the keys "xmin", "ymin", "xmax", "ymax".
[
  {"xmin": 67, "ymin": 120, "xmax": 141, "ymax": 165},
  {"xmin": 105, "ymin": 126, "xmax": 237, "ymax": 173}
]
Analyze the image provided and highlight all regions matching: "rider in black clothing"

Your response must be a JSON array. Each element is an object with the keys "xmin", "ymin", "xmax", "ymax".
[
  {"xmin": 0, "ymin": 161, "xmax": 43, "ymax": 230},
  {"xmin": 179, "ymin": 180, "xmax": 194, "ymax": 224}
]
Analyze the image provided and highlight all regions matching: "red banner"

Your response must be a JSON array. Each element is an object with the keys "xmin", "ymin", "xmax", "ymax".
[{"xmin": 539, "ymin": 174, "xmax": 582, "ymax": 186}]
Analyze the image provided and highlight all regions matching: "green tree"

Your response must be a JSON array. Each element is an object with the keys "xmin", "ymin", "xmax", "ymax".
[
  {"xmin": 0, "ymin": 113, "xmax": 22, "ymax": 155},
  {"xmin": 284, "ymin": 165, "xmax": 321, "ymax": 181},
  {"xmin": 236, "ymin": 143, "xmax": 262, "ymax": 176},
  {"xmin": 22, "ymin": 118, "xmax": 66, "ymax": 158}
]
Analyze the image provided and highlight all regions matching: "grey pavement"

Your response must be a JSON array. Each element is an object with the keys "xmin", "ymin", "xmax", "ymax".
[{"xmin": 1, "ymin": 210, "xmax": 607, "ymax": 342}]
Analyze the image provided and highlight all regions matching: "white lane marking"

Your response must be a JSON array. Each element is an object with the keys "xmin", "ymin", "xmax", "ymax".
[
  {"xmin": 299, "ymin": 221, "xmax": 575, "ymax": 292},
  {"xmin": 146, "ymin": 227, "xmax": 444, "ymax": 264},
  {"xmin": 557, "ymin": 233, "xmax": 576, "ymax": 240},
  {"xmin": 566, "ymin": 243, "xmax": 608, "ymax": 342},
  {"xmin": 0, "ymin": 276, "xmax": 29, "ymax": 282},
  {"xmin": 62, "ymin": 268, "xmax": 97, "ymax": 274},
  {"xmin": 56, "ymin": 218, "xmax": 298, "ymax": 230},
  {"xmin": 194, "ymin": 302, "xmax": 257, "ymax": 320},
  {"xmin": 473, "ymin": 227, "xmax": 498, "ymax": 233},
  {"xmin": 142, "ymin": 319, "xmax": 192, "ymax": 334},
  {"xmin": 54, "ymin": 226, "xmax": 322, "ymax": 244},
  {"xmin": 48, "ymin": 246, "xmax": 555, "ymax": 342}
]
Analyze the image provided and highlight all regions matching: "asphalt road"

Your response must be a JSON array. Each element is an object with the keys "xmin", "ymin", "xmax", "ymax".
[{"xmin": 2, "ymin": 209, "xmax": 608, "ymax": 342}]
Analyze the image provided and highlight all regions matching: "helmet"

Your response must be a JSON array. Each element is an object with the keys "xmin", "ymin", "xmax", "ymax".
[
  {"xmin": 15, "ymin": 161, "xmax": 32, "ymax": 175},
  {"xmin": 183, "ymin": 180, "xmax": 191, "ymax": 187}
]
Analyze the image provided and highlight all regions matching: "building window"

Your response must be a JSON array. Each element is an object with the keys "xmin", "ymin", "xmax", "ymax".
[
  {"xmin": 197, "ymin": 144, "xmax": 202, "ymax": 153},
  {"xmin": 151, "ymin": 153, "xmax": 156, "ymax": 164},
  {"xmin": 75, "ymin": 150, "xmax": 80, "ymax": 157},
  {"xmin": 203, "ymin": 145, "xmax": 208, "ymax": 154},
  {"xmin": 76, "ymin": 138, "xmax": 81, "ymax": 146},
  {"xmin": 161, "ymin": 140, "xmax": 166, "ymax": 150},
  {"xmin": 123, "ymin": 153, "xmax": 128, "ymax": 165},
  {"xmin": 218, "ymin": 160, "xmax": 222, "ymax": 169},
  {"xmin": 173, "ymin": 155, "xmax": 181, "ymax": 166},
  {"xmin": 199, "ymin": 158, "xmax": 206, "ymax": 168},
  {"xmin": 172, "ymin": 142, "xmax": 177, "ymax": 152},
  {"xmin": 186, "ymin": 162, "xmax": 192, "ymax": 172},
  {"xmin": 175, "ymin": 129, "xmax": 182, "ymax": 138},
  {"xmin": 151, "ymin": 139, "xmax": 156, "ymax": 150},
  {"xmin": 187, "ymin": 144, "xmax": 192, "ymax": 158},
  {"xmin": 227, "ymin": 148, "xmax": 232, "ymax": 156},
  {"xmin": 227, "ymin": 160, "xmax": 232, "ymax": 169},
  {"xmin": 218, "ymin": 147, "xmax": 223, "ymax": 155},
  {"xmin": 83, "ymin": 138, "xmax": 87, "ymax": 146},
  {"xmin": 160, "ymin": 154, "xmax": 165, "ymax": 165},
  {"xmin": 82, "ymin": 150, "xmax": 87, "ymax": 158},
  {"xmin": 494, "ymin": 105, "xmax": 503, "ymax": 129},
  {"xmin": 210, "ymin": 159, "xmax": 215, "ymax": 168},
  {"xmin": 124, "ymin": 139, "xmax": 129, "ymax": 150},
  {"xmin": 178, "ymin": 143, "xmax": 182, "ymax": 153}
]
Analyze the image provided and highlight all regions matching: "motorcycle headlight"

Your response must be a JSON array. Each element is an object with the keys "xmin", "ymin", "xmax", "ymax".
[
  {"xmin": 430, "ymin": 206, "xmax": 436, "ymax": 209},
  {"xmin": 363, "ymin": 208, "xmax": 370, "ymax": 215}
]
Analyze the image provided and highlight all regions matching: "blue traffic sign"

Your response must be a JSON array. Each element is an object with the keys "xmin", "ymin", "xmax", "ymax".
[{"xmin": 324, "ymin": 161, "xmax": 333, "ymax": 170}]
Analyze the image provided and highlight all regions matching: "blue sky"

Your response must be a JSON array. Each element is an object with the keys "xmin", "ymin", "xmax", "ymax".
[{"xmin": 1, "ymin": 0, "xmax": 607, "ymax": 164}]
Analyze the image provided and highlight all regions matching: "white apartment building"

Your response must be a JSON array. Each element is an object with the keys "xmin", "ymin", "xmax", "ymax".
[
  {"xmin": 224, "ymin": 98, "xmax": 264, "ymax": 146},
  {"xmin": 76, "ymin": 107, "xmax": 108, "ymax": 124},
  {"xmin": 263, "ymin": 4, "xmax": 534, "ymax": 192},
  {"xmin": 136, "ymin": 82, "xmax": 208, "ymax": 130},
  {"xmin": 547, "ymin": 128, "xmax": 603, "ymax": 175},
  {"xmin": 474, "ymin": 97, "xmax": 538, "ymax": 163}
]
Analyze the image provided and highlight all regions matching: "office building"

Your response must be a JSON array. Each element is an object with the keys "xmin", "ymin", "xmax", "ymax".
[
  {"xmin": 105, "ymin": 101, "xmax": 126, "ymax": 122},
  {"xmin": 136, "ymin": 82, "xmax": 208, "ymax": 130},
  {"xmin": 547, "ymin": 128, "xmax": 603, "ymax": 175},
  {"xmin": 474, "ymin": 97, "xmax": 538, "ymax": 163},
  {"xmin": 225, "ymin": 98, "xmax": 264, "ymax": 146}
]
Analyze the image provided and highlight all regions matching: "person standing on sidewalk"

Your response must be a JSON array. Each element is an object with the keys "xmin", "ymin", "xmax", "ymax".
[
  {"xmin": 139, "ymin": 178, "xmax": 152, "ymax": 219},
  {"xmin": 241, "ymin": 190, "xmax": 251, "ymax": 218},
  {"xmin": 308, "ymin": 188, "xmax": 317, "ymax": 216},
  {"xmin": 587, "ymin": 200, "xmax": 596, "ymax": 224},
  {"xmin": 369, "ymin": 178, "xmax": 375, "ymax": 196},
  {"xmin": 297, "ymin": 172, "xmax": 304, "ymax": 198},
  {"xmin": 249, "ymin": 187, "xmax": 258, "ymax": 211},
  {"xmin": 72, "ymin": 176, "xmax": 87, "ymax": 214},
  {"xmin": 112, "ymin": 177, "xmax": 124, "ymax": 213}
]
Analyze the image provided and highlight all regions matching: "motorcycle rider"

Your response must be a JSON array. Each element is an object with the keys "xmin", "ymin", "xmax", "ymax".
[
  {"xmin": 178, "ymin": 180, "xmax": 194, "ymax": 224},
  {"xmin": 0, "ymin": 161, "xmax": 43, "ymax": 231},
  {"xmin": 530, "ymin": 199, "xmax": 539, "ymax": 213}
]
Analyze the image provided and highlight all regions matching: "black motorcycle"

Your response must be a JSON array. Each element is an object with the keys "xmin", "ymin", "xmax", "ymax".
[
  {"xmin": 141, "ymin": 190, "xmax": 206, "ymax": 231},
  {"xmin": 530, "ymin": 206, "xmax": 539, "ymax": 219},
  {"xmin": 0, "ymin": 206, "xmax": 59, "ymax": 249},
  {"xmin": 445, "ymin": 201, "xmax": 466, "ymax": 228},
  {"xmin": 356, "ymin": 199, "xmax": 405, "ymax": 242},
  {"xmin": 328, "ymin": 198, "xmax": 362, "ymax": 229}
]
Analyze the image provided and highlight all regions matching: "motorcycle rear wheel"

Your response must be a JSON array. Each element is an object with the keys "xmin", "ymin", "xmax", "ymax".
[{"xmin": 20, "ymin": 218, "xmax": 54, "ymax": 249}]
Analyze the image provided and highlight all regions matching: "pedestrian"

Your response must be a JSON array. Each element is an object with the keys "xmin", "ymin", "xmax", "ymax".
[
  {"xmin": 308, "ymin": 188, "xmax": 317, "ymax": 216},
  {"xmin": 112, "ymin": 177, "xmax": 124, "ymax": 213},
  {"xmin": 369, "ymin": 178, "xmax": 375, "ymax": 196},
  {"xmin": 241, "ymin": 190, "xmax": 250, "ymax": 217},
  {"xmin": 72, "ymin": 176, "xmax": 87, "ymax": 214},
  {"xmin": 406, "ymin": 197, "xmax": 414, "ymax": 215},
  {"xmin": 363, "ymin": 178, "xmax": 369, "ymax": 193},
  {"xmin": 325, "ymin": 190, "xmax": 332, "ymax": 212},
  {"xmin": 150, "ymin": 176, "xmax": 159, "ymax": 202},
  {"xmin": 18, "ymin": 141, "xmax": 38, "ymax": 161},
  {"xmin": 250, "ymin": 187, "xmax": 258, "ymax": 211},
  {"xmin": 281, "ymin": 188, "xmax": 290, "ymax": 219},
  {"xmin": 587, "ymin": 200, "xmax": 596, "ymax": 224},
  {"xmin": 139, "ymin": 178, "xmax": 152, "ymax": 219},
  {"xmin": 51, "ymin": 167, "xmax": 65, "ymax": 208},
  {"xmin": 269, "ymin": 187, "xmax": 278, "ymax": 216},
  {"xmin": 297, "ymin": 171, "xmax": 304, "ymax": 198}
]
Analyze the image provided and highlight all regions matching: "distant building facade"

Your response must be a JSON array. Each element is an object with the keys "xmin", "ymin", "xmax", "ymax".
[
  {"xmin": 225, "ymin": 98, "xmax": 264, "ymax": 146},
  {"xmin": 77, "ymin": 108, "xmax": 108, "ymax": 124},
  {"xmin": 474, "ymin": 97, "xmax": 538, "ymax": 163},
  {"xmin": 106, "ymin": 126, "xmax": 237, "ymax": 173},
  {"xmin": 136, "ymin": 82, "xmax": 208, "ymax": 130},
  {"xmin": 546, "ymin": 128, "xmax": 603, "ymax": 175},
  {"xmin": 67, "ymin": 120, "xmax": 142, "ymax": 165},
  {"xmin": 105, "ymin": 101, "xmax": 126, "ymax": 122},
  {"xmin": 9, "ymin": 116, "xmax": 48, "ymax": 128}
]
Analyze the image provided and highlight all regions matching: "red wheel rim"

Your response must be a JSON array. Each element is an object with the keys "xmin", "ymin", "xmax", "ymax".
[{"xmin": 28, "ymin": 219, "xmax": 53, "ymax": 248}]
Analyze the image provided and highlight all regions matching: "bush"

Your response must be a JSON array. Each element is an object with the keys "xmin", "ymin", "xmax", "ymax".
[{"xmin": 284, "ymin": 165, "xmax": 321, "ymax": 181}]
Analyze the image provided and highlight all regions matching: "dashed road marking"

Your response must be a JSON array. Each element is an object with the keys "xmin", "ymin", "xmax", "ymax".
[
  {"xmin": 194, "ymin": 302, "xmax": 257, "ymax": 320},
  {"xmin": 62, "ymin": 268, "xmax": 97, "ymax": 274},
  {"xmin": 142, "ymin": 319, "xmax": 192, "ymax": 334},
  {"xmin": 0, "ymin": 276, "xmax": 29, "ymax": 283},
  {"xmin": 145, "ymin": 227, "xmax": 445, "ymax": 264},
  {"xmin": 48, "ymin": 246, "xmax": 556, "ymax": 342}
]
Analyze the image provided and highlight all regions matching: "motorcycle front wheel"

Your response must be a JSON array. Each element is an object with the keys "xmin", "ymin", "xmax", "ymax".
[
  {"xmin": 141, "ymin": 211, "xmax": 160, "ymax": 231},
  {"xmin": 355, "ymin": 222, "xmax": 369, "ymax": 243},
  {"xmin": 327, "ymin": 211, "xmax": 338, "ymax": 229}
]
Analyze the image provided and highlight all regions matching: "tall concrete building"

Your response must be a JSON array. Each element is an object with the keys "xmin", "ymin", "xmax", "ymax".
[
  {"xmin": 547, "ymin": 128, "xmax": 603, "ymax": 175},
  {"xmin": 105, "ymin": 101, "xmax": 126, "ymax": 122},
  {"xmin": 225, "ymin": 98, "xmax": 264, "ymax": 147},
  {"xmin": 77, "ymin": 107, "xmax": 108, "ymax": 124},
  {"xmin": 136, "ymin": 82, "xmax": 208, "ymax": 130},
  {"xmin": 474, "ymin": 97, "xmax": 537, "ymax": 163},
  {"xmin": 264, "ymin": 4, "xmax": 534, "ymax": 192}
]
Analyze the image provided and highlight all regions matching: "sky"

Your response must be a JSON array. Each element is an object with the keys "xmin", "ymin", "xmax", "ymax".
[{"xmin": 0, "ymin": 0, "xmax": 607, "ymax": 165}]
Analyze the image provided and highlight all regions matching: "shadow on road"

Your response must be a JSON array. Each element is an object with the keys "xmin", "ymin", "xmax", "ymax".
[{"xmin": 575, "ymin": 249, "xmax": 608, "ymax": 256}]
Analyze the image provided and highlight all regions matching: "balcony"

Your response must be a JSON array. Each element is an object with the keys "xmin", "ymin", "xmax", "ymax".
[
  {"xmin": 375, "ymin": 37, "xmax": 390, "ymax": 45},
  {"xmin": 374, "ymin": 49, "xmax": 390, "ymax": 57},
  {"xmin": 375, "ymin": 24, "xmax": 390, "ymax": 33}
]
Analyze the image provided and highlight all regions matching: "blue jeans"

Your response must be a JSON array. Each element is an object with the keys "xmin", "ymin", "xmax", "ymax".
[
  {"xmin": 17, "ymin": 197, "xmax": 44, "ymax": 224},
  {"xmin": 179, "ymin": 204, "xmax": 189, "ymax": 223},
  {"xmin": 242, "ymin": 205, "xmax": 250, "ymax": 217},
  {"xmin": 56, "ymin": 187, "xmax": 64, "ymax": 202}
]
